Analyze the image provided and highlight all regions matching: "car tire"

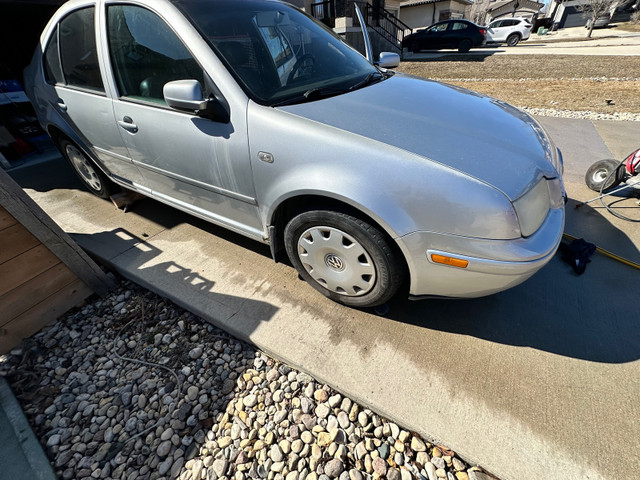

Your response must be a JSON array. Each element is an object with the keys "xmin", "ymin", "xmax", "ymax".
[
  {"xmin": 284, "ymin": 210, "xmax": 405, "ymax": 308},
  {"xmin": 409, "ymin": 41, "xmax": 420, "ymax": 53},
  {"xmin": 506, "ymin": 33, "xmax": 520, "ymax": 46},
  {"xmin": 57, "ymin": 138, "xmax": 119, "ymax": 199},
  {"xmin": 458, "ymin": 39, "xmax": 472, "ymax": 53},
  {"xmin": 584, "ymin": 158, "xmax": 624, "ymax": 192}
]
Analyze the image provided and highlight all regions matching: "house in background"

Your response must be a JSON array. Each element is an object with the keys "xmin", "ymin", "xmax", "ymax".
[
  {"xmin": 398, "ymin": 0, "xmax": 472, "ymax": 30},
  {"xmin": 547, "ymin": 0, "xmax": 635, "ymax": 29},
  {"xmin": 466, "ymin": 0, "xmax": 544, "ymax": 26},
  {"xmin": 483, "ymin": 0, "xmax": 544, "ymax": 23},
  {"xmin": 308, "ymin": 0, "xmax": 414, "ymax": 56}
]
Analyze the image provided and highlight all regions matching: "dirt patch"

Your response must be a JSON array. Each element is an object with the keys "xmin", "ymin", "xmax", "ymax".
[
  {"xmin": 614, "ymin": 22, "xmax": 640, "ymax": 32},
  {"xmin": 397, "ymin": 55, "xmax": 640, "ymax": 113}
]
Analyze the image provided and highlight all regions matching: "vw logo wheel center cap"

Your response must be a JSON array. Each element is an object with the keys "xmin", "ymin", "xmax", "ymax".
[{"xmin": 324, "ymin": 253, "xmax": 345, "ymax": 271}]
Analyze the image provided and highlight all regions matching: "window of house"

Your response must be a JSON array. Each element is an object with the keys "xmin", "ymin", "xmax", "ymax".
[
  {"xmin": 59, "ymin": 7, "xmax": 105, "ymax": 92},
  {"xmin": 107, "ymin": 5, "xmax": 207, "ymax": 104}
]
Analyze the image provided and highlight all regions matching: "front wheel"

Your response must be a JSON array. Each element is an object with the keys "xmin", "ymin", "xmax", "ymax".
[
  {"xmin": 584, "ymin": 158, "xmax": 624, "ymax": 192},
  {"xmin": 284, "ymin": 210, "xmax": 405, "ymax": 308},
  {"xmin": 458, "ymin": 39, "xmax": 472, "ymax": 53},
  {"xmin": 506, "ymin": 33, "xmax": 520, "ymax": 46},
  {"xmin": 58, "ymin": 138, "xmax": 118, "ymax": 198}
]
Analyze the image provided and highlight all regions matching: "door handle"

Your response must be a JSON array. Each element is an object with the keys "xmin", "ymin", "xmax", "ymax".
[
  {"xmin": 56, "ymin": 99, "xmax": 67, "ymax": 112},
  {"xmin": 117, "ymin": 116, "xmax": 138, "ymax": 133}
]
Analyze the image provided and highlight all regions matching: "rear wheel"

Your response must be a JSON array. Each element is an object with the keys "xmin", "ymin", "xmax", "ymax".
[
  {"xmin": 58, "ymin": 138, "xmax": 118, "ymax": 198},
  {"xmin": 458, "ymin": 39, "xmax": 472, "ymax": 53},
  {"xmin": 584, "ymin": 158, "xmax": 624, "ymax": 192},
  {"xmin": 506, "ymin": 33, "xmax": 520, "ymax": 46},
  {"xmin": 284, "ymin": 210, "xmax": 405, "ymax": 308}
]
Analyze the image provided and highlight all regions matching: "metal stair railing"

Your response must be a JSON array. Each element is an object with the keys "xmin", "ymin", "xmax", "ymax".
[{"xmin": 352, "ymin": 1, "xmax": 413, "ymax": 52}]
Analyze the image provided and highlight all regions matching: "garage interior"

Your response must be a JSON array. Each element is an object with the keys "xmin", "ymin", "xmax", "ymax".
[{"xmin": 0, "ymin": 0, "xmax": 64, "ymax": 170}]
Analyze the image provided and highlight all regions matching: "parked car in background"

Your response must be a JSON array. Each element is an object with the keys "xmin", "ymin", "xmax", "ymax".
[
  {"xmin": 403, "ymin": 20, "xmax": 487, "ymax": 53},
  {"xmin": 485, "ymin": 17, "xmax": 532, "ymax": 46},
  {"xmin": 585, "ymin": 13, "xmax": 611, "ymax": 29},
  {"xmin": 25, "ymin": 0, "xmax": 565, "ymax": 308}
]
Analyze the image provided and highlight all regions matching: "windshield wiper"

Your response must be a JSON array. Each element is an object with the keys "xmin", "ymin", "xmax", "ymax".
[
  {"xmin": 271, "ymin": 87, "xmax": 348, "ymax": 107},
  {"xmin": 348, "ymin": 71, "xmax": 384, "ymax": 92},
  {"xmin": 271, "ymin": 71, "xmax": 388, "ymax": 107}
]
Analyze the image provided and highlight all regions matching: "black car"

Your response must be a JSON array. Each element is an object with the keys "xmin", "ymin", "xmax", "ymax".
[{"xmin": 403, "ymin": 20, "xmax": 487, "ymax": 53}]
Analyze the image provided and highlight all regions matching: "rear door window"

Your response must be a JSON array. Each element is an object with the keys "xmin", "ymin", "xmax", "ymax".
[
  {"xmin": 59, "ymin": 7, "xmax": 105, "ymax": 92},
  {"xmin": 43, "ymin": 25, "xmax": 64, "ymax": 85}
]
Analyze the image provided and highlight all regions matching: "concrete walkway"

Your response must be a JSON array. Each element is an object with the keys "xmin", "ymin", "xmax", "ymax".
[{"xmin": 7, "ymin": 116, "xmax": 640, "ymax": 480}]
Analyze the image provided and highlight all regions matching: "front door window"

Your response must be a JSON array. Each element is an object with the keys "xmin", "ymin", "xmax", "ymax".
[{"xmin": 107, "ymin": 5, "xmax": 207, "ymax": 104}]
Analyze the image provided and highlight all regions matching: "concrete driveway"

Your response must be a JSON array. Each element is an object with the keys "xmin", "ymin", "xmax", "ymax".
[{"xmin": 9, "ymin": 117, "xmax": 640, "ymax": 480}]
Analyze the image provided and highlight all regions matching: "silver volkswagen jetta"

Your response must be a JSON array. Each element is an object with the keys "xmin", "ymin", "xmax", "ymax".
[{"xmin": 24, "ymin": 0, "xmax": 565, "ymax": 307}]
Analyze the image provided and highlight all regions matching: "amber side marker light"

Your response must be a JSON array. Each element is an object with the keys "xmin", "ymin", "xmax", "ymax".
[{"xmin": 431, "ymin": 254, "xmax": 469, "ymax": 269}]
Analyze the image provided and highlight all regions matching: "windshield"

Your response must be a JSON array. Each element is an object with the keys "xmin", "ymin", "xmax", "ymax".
[{"xmin": 172, "ymin": 0, "xmax": 379, "ymax": 105}]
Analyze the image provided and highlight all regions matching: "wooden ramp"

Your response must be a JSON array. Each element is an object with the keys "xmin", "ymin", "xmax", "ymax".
[{"xmin": 0, "ymin": 168, "xmax": 114, "ymax": 354}]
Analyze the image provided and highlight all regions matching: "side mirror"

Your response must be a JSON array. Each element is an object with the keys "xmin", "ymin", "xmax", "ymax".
[
  {"xmin": 377, "ymin": 52, "xmax": 400, "ymax": 69},
  {"xmin": 164, "ymin": 79, "xmax": 230, "ymax": 123}
]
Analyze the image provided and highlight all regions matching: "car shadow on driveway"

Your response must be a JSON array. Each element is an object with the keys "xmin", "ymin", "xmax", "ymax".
[
  {"xmin": 72, "ymin": 227, "xmax": 279, "ymax": 340},
  {"xmin": 383, "ymin": 198, "xmax": 640, "ymax": 364}
]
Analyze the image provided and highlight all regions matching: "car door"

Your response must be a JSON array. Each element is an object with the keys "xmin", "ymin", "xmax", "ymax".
[
  {"xmin": 486, "ymin": 20, "xmax": 505, "ymax": 42},
  {"xmin": 420, "ymin": 22, "xmax": 449, "ymax": 50},
  {"xmin": 446, "ymin": 21, "xmax": 471, "ymax": 48},
  {"xmin": 45, "ymin": 6, "xmax": 143, "ymax": 184},
  {"xmin": 105, "ymin": 3, "xmax": 263, "ymax": 238}
]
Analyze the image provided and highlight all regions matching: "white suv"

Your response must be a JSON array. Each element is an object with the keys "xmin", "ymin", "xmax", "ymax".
[{"xmin": 485, "ymin": 17, "xmax": 532, "ymax": 46}]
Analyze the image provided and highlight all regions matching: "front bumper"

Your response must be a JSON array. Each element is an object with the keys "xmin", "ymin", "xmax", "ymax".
[{"xmin": 398, "ymin": 206, "xmax": 565, "ymax": 298}]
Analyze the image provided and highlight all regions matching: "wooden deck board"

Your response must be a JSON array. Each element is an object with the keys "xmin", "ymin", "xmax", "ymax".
[
  {"xmin": 0, "ymin": 245, "xmax": 60, "ymax": 297},
  {"xmin": 0, "ymin": 278, "xmax": 92, "ymax": 354},
  {"xmin": 0, "ymin": 223, "xmax": 40, "ymax": 264},
  {"xmin": 0, "ymin": 263, "xmax": 77, "ymax": 327},
  {"xmin": 0, "ymin": 206, "xmax": 17, "ymax": 231}
]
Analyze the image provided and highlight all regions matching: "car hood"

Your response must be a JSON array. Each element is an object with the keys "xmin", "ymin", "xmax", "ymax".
[{"xmin": 279, "ymin": 73, "xmax": 558, "ymax": 200}]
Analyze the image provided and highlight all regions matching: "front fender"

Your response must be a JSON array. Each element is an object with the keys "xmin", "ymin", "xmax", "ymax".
[{"xmin": 248, "ymin": 102, "xmax": 521, "ymax": 241}]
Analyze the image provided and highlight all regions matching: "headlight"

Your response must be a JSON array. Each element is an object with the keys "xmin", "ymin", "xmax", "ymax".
[
  {"xmin": 512, "ymin": 178, "xmax": 550, "ymax": 237},
  {"xmin": 547, "ymin": 177, "xmax": 565, "ymax": 209}
]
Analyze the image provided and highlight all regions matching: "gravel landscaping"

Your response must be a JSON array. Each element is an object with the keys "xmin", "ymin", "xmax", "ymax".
[{"xmin": 0, "ymin": 279, "xmax": 494, "ymax": 480}]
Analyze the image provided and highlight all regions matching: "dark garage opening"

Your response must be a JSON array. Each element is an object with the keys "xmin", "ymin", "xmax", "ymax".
[{"xmin": 0, "ymin": 0, "xmax": 65, "ymax": 170}]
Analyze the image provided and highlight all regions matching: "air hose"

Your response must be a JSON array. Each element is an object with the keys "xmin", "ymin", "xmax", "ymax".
[{"xmin": 562, "ymin": 232, "xmax": 640, "ymax": 270}]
